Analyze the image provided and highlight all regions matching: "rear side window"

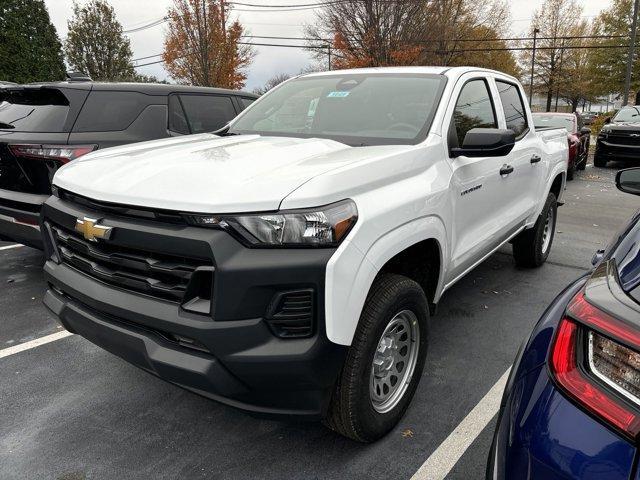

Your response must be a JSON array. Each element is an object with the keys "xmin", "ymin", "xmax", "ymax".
[
  {"xmin": 496, "ymin": 81, "xmax": 528, "ymax": 137},
  {"xmin": 168, "ymin": 95, "xmax": 189, "ymax": 134},
  {"xmin": 74, "ymin": 91, "xmax": 148, "ymax": 132},
  {"xmin": 240, "ymin": 97, "xmax": 255, "ymax": 110},
  {"xmin": 451, "ymin": 79, "xmax": 497, "ymax": 146},
  {"xmin": 0, "ymin": 88, "xmax": 70, "ymax": 132},
  {"xmin": 179, "ymin": 95, "xmax": 237, "ymax": 133}
]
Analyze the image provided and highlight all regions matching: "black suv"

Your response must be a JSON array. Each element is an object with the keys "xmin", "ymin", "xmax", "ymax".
[
  {"xmin": 0, "ymin": 81, "xmax": 257, "ymax": 248},
  {"xmin": 595, "ymin": 106, "xmax": 640, "ymax": 167}
]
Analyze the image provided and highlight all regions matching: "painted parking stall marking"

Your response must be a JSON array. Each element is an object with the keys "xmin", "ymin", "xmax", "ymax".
[
  {"xmin": 0, "ymin": 244, "xmax": 23, "ymax": 251},
  {"xmin": 0, "ymin": 331, "xmax": 73, "ymax": 359},
  {"xmin": 410, "ymin": 368, "xmax": 511, "ymax": 480}
]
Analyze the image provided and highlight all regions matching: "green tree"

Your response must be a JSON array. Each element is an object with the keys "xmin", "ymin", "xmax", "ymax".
[
  {"xmin": 588, "ymin": 0, "xmax": 640, "ymax": 97},
  {"xmin": 0, "ymin": 0, "xmax": 65, "ymax": 83},
  {"xmin": 64, "ymin": 0, "xmax": 135, "ymax": 81}
]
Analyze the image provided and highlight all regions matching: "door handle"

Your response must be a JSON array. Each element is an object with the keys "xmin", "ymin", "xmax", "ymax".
[
  {"xmin": 500, "ymin": 165, "xmax": 514, "ymax": 176},
  {"xmin": 530, "ymin": 155, "xmax": 542, "ymax": 164}
]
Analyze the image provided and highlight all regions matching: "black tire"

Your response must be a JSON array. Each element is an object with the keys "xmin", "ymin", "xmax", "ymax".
[
  {"xmin": 512, "ymin": 192, "xmax": 557, "ymax": 268},
  {"xmin": 594, "ymin": 151, "xmax": 607, "ymax": 168},
  {"xmin": 577, "ymin": 143, "xmax": 588, "ymax": 170},
  {"xmin": 324, "ymin": 273, "xmax": 429, "ymax": 442},
  {"xmin": 567, "ymin": 160, "xmax": 575, "ymax": 180}
]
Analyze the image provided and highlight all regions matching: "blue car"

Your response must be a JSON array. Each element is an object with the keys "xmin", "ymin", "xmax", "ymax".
[{"xmin": 488, "ymin": 167, "xmax": 640, "ymax": 480}]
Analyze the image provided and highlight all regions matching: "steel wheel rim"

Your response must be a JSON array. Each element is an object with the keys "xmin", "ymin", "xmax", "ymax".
[
  {"xmin": 370, "ymin": 310, "xmax": 420, "ymax": 414},
  {"xmin": 541, "ymin": 206, "xmax": 555, "ymax": 254}
]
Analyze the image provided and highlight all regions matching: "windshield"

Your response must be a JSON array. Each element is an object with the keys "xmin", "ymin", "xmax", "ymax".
[
  {"xmin": 0, "ymin": 88, "xmax": 70, "ymax": 132},
  {"xmin": 613, "ymin": 107, "xmax": 640, "ymax": 123},
  {"xmin": 229, "ymin": 73, "xmax": 447, "ymax": 146},
  {"xmin": 532, "ymin": 114, "xmax": 576, "ymax": 132}
]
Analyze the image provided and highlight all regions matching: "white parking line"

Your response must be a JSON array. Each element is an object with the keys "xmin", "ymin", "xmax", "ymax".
[
  {"xmin": 0, "ymin": 331, "xmax": 73, "ymax": 359},
  {"xmin": 0, "ymin": 244, "xmax": 23, "ymax": 251},
  {"xmin": 410, "ymin": 368, "xmax": 511, "ymax": 480}
]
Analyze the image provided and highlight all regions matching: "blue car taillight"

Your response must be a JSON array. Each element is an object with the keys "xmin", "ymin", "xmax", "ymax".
[{"xmin": 550, "ymin": 291, "xmax": 640, "ymax": 438}]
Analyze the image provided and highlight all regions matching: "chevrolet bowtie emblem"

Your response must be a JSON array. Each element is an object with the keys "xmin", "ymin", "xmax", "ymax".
[{"xmin": 75, "ymin": 217, "xmax": 112, "ymax": 242}]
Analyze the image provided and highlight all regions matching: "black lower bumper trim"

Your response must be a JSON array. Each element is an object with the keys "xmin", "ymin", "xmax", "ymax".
[{"xmin": 43, "ymin": 263, "xmax": 348, "ymax": 418}]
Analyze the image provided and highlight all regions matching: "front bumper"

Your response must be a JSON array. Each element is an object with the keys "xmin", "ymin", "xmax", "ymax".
[
  {"xmin": 487, "ymin": 275, "xmax": 638, "ymax": 479},
  {"xmin": 0, "ymin": 189, "xmax": 48, "ymax": 249},
  {"xmin": 41, "ymin": 195, "xmax": 347, "ymax": 418},
  {"xmin": 596, "ymin": 139, "xmax": 640, "ymax": 161}
]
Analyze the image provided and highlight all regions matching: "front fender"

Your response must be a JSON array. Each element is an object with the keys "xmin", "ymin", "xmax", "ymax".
[{"xmin": 324, "ymin": 215, "xmax": 447, "ymax": 345}]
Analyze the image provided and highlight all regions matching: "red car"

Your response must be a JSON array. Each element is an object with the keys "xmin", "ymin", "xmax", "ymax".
[{"xmin": 532, "ymin": 112, "xmax": 591, "ymax": 180}]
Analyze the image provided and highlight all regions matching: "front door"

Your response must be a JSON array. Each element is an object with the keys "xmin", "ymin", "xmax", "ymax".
[{"xmin": 447, "ymin": 77, "xmax": 513, "ymax": 283}]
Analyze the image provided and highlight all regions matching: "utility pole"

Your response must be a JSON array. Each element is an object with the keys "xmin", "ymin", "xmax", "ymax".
[
  {"xmin": 624, "ymin": 0, "xmax": 640, "ymax": 106},
  {"xmin": 529, "ymin": 28, "xmax": 540, "ymax": 107},
  {"xmin": 555, "ymin": 37, "xmax": 566, "ymax": 112},
  {"xmin": 327, "ymin": 45, "xmax": 332, "ymax": 71}
]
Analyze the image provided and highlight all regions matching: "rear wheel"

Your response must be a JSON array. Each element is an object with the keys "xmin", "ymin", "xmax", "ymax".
[
  {"xmin": 577, "ymin": 143, "xmax": 588, "ymax": 170},
  {"xmin": 567, "ymin": 160, "xmax": 575, "ymax": 180},
  {"xmin": 512, "ymin": 192, "xmax": 557, "ymax": 268},
  {"xmin": 324, "ymin": 274, "xmax": 429, "ymax": 442}
]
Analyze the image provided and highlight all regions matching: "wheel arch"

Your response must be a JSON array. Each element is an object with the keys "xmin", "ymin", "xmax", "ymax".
[{"xmin": 325, "ymin": 215, "xmax": 447, "ymax": 346}]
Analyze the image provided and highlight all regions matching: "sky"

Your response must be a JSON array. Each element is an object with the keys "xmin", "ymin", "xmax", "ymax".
[{"xmin": 44, "ymin": 0, "xmax": 615, "ymax": 92}]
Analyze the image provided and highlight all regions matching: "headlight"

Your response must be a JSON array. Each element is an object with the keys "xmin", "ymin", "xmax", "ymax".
[{"xmin": 186, "ymin": 199, "xmax": 358, "ymax": 247}]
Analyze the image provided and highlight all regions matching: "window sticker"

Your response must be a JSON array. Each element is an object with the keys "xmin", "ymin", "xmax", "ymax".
[{"xmin": 327, "ymin": 91, "xmax": 350, "ymax": 98}]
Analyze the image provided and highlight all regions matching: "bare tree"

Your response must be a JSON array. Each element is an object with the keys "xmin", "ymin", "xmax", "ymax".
[
  {"xmin": 252, "ymin": 72, "xmax": 291, "ymax": 95},
  {"xmin": 305, "ymin": 0, "xmax": 515, "ymax": 72},
  {"xmin": 521, "ymin": 0, "xmax": 582, "ymax": 111},
  {"xmin": 305, "ymin": 0, "xmax": 426, "ymax": 69}
]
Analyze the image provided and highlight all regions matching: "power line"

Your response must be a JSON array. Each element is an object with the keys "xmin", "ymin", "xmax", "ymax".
[{"xmin": 133, "ymin": 41, "xmax": 631, "ymax": 68}]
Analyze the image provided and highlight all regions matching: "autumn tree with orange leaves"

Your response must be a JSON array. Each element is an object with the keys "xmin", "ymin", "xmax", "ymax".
[{"xmin": 163, "ymin": 0, "xmax": 253, "ymax": 88}]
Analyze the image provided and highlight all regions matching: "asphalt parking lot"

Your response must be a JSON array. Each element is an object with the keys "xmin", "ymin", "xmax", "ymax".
[{"xmin": 1, "ymin": 161, "xmax": 639, "ymax": 480}]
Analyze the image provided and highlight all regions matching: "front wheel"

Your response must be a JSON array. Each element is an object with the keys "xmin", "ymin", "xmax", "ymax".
[
  {"xmin": 594, "ymin": 151, "xmax": 607, "ymax": 168},
  {"xmin": 324, "ymin": 274, "xmax": 429, "ymax": 442},
  {"xmin": 512, "ymin": 192, "xmax": 557, "ymax": 268}
]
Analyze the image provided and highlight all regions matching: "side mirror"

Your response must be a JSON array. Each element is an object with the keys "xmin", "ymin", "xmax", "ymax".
[
  {"xmin": 450, "ymin": 128, "xmax": 516, "ymax": 158},
  {"xmin": 580, "ymin": 127, "xmax": 591, "ymax": 135},
  {"xmin": 604, "ymin": 117, "xmax": 611, "ymax": 124},
  {"xmin": 616, "ymin": 167, "xmax": 640, "ymax": 195}
]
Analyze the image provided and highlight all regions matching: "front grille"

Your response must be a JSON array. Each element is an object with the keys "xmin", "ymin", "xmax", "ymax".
[
  {"xmin": 266, "ymin": 289, "xmax": 314, "ymax": 338},
  {"xmin": 51, "ymin": 224, "xmax": 211, "ymax": 302},
  {"xmin": 608, "ymin": 131, "xmax": 640, "ymax": 146},
  {"xmin": 58, "ymin": 189, "xmax": 186, "ymax": 224}
]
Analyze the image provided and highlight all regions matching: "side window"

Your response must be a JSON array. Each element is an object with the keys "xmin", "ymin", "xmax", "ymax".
[
  {"xmin": 496, "ymin": 81, "xmax": 528, "ymax": 137},
  {"xmin": 179, "ymin": 95, "xmax": 237, "ymax": 133},
  {"xmin": 168, "ymin": 95, "xmax": 189, "ymax": 134},
  {"xmin": 74, "ymin": 91, "xmax": 148, "ymax": 132},
  {"xmin": 239, "ymin": 97, "xmax": 255, "ymax": 110},
  {"xmin": 451, "ymin": 79, "xmax": 497, "ymax": 147}
]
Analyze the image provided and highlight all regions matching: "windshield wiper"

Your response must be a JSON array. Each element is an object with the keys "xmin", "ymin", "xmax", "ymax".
[
  {"xmin": 213, "ymin": 124, "xmax": 241, "ymax": 137},
  {"xmin": 0, "ymin": 122, "xmax": 15, "ymax": 129}
]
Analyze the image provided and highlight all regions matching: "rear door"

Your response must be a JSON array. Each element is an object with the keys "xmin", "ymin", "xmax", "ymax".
[
  {"xmin": 68, "ymin": 90, "xmax": 167, "ymax": 149},
  {"xmin": 492, "ymin": 78, "xmax": 541, "ymax": 225}
]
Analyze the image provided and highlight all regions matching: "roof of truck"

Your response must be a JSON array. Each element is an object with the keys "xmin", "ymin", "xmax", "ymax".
[{"xmin": 301, "ymin": 66, "xmax": 519, "ymax": 81}]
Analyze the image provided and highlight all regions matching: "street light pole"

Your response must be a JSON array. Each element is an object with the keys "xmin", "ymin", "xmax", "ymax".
[
  {"xmin": 529, "ymin": 28, "xmax": 540, "ymax": 107},
  {"xmin": 624, "ymin": 0, "xmax": 640, "ymax": 106}
]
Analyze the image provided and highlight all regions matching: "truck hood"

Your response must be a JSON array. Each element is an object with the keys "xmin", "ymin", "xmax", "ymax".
[{"xmin": 53, "ymin": 134, "xmax": 411, "ymax": 213}]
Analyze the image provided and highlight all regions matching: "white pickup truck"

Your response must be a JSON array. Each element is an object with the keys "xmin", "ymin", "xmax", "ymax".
[{"xmin": 41, "ymin": 67, "xmax": 568, "ymax": 442}]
